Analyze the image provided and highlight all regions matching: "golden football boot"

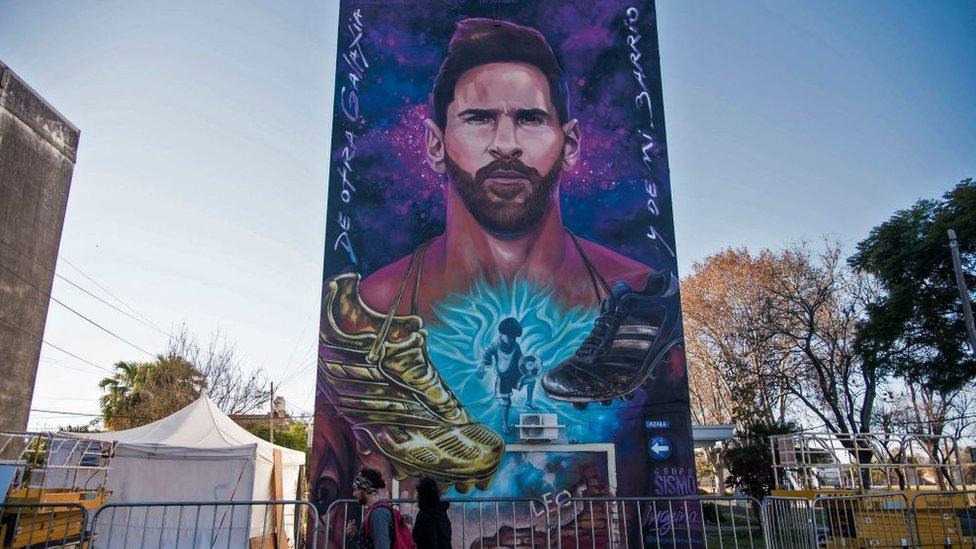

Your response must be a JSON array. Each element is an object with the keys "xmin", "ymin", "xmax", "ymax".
[{"xmin": 320, "ymin": 272, "xmax": 504, "ymax": 492}]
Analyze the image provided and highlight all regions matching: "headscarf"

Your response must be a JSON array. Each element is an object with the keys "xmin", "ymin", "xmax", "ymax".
[{"xmin": 353, "ymin": 472, "xmax": 380, "ymax": 494}]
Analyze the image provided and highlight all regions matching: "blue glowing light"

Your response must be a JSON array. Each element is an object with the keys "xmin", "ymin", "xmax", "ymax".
[{"xmin": 425, "ymin": 277, "xmax": 623, "ymax": 443}]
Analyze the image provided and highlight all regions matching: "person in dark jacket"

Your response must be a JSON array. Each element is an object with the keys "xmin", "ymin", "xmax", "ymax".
[{"xmin": 412, "ymin": 477, "xmax": 452, "ymax": 548}]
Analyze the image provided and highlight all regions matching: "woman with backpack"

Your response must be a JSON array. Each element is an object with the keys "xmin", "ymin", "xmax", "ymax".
[{"xmin": 412, "ymin": 477, "xmax": 452, "ymax": 548}]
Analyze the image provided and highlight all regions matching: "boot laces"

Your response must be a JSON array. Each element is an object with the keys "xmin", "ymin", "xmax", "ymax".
[{"xmin": 576, "ymin": 300, "xmax": 626, "ymax": 356}]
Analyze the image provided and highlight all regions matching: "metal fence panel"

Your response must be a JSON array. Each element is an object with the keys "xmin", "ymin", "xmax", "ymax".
[
  {"xmin": 19, "ymin": 491, "xmax": 976, "ymax": 548},
  {"xmin": 911, "ymin": 490, "xmax": 976, "ymax": 548},
  {"xmin": 0, "ymin": 502, "xmax": 90, "ymax": 549},
  {"xmin": 321, "ymin": 497, "xmax": 550, "ymax": 549},
  {"xmin": 552, "ymin": 496, "xmax": 762, "ymax": 549},
  {"xmin": 89, "ymin": 499, "xmax": 317, "ymax": 549},
  {"xmin": 761, "ymin": 496, "xmax": 815, "ymax": 549},
  {"xmin": 812, "ymin": 493, "xmax": 913, "ymax": 548}
]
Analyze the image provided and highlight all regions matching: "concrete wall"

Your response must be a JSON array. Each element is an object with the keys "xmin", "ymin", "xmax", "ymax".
[{"xmin": 0, "ymin": 60, "xmax": 79, "ymax": 432}]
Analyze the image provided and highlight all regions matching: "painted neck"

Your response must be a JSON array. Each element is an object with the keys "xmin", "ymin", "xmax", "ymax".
[{"xmin": 442, "ymin": 185, "xmax": 566, "ymax": 282}]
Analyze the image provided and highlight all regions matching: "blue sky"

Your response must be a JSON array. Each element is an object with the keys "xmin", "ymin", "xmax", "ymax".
[{"xmin": 0, "ymin": 0, "xmax": 973, "ymax": 428}]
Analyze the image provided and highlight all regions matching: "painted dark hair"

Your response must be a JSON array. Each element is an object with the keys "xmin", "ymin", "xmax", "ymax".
[
  {"xmin": 416, "ymin": 476, "xmax": 441, "ymax": 510},
  {"xmin": 430, "ymin": 18, "xmax": 570, "ymax": 130},
  {"xmin": 498, "ymin": 317, "xmax": 523, "ymax": 337}
]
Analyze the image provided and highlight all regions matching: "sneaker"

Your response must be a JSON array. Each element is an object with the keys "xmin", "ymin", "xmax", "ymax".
[
  {"xmin": 541, "ymin": 272, "xmax": 682, "ymax": 405},
  {"xmin": 320, "ymin": 274, "xmax": 504, "ymax": 493}
]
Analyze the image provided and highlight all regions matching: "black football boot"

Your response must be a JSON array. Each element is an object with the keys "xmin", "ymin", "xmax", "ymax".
[{"xmin": 541, "ymin": 272, "xmax": 682, "ymax": 408}]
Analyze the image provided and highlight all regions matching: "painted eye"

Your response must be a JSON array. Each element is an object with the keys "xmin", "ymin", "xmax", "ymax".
[
  {"xmin": 465, "ymin": 114, "xmax": 492, "ymax": 125},
  {"xmin": 518, "ymin": 114, "xmax": 544, "ymax": 126}
]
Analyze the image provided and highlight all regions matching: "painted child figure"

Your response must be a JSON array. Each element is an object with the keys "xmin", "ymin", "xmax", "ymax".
[{"xmin": 478, "ymin": 317, "xmax": 540, "ymax": 434}]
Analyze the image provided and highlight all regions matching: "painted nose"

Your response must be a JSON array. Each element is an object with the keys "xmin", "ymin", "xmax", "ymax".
[{"xmin": 489, "ymin": 116, "xmax": 522, "ymax": 160}]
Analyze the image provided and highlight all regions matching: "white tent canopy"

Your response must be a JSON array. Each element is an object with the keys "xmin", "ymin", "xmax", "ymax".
[{"xmin": 74, "ymin": 395, "xmax": 305, "ymax": 547}]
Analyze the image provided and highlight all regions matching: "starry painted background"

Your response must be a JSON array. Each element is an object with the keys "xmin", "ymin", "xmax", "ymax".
[{"xmin": 323, "ymin": 0, "xmax": 676, "ymax": 279}]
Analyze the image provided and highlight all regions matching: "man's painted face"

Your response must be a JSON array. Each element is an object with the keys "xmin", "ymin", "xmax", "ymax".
[{"xmin": 442, "ymin": 62, "xmax": 568, "ymax": 235}]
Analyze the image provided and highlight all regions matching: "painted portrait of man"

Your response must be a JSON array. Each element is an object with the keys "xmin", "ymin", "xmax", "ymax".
[
  {"xmin": 358, "ymin": 18, "xmax": 653, "ymax": 316},
  {"xmin": 315, "ymin": 2, "xmax": 696, "ymax": 529}
]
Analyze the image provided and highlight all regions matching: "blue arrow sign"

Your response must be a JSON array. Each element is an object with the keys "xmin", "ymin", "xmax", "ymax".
[{"xmin": 648, "ymin": 436, "xmax": 671, "ymax": 461}]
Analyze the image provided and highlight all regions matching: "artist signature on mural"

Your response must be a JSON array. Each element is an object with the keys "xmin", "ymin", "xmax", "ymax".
[
  {"xmin": 643, "ymin": 506, "xmax": 701, "ymax": 537},
  {"xmin": 625, "ymin": 6, "xmax": 675, "ymax": 259}
]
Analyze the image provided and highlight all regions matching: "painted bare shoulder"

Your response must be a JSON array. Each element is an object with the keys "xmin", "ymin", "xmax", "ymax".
[
  {"xmin": 358, "ymin": 254, "xmax": 415, "ymax": 315},
  {"xmin": 575, "ymin": 237, "xmax": 657, "ymax": 290},
  {"xmin": 359, "ymin": 255, "xmax": 418, "ymax": 313}
]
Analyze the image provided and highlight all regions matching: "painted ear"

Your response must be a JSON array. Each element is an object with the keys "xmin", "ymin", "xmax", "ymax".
[
  {"xmin": 424, "ymin": 118, "xmax": 447, "ymax": 174},
  {"xmin": 561, "ymin": 119, "xmax": 581, "ymax": 170}
]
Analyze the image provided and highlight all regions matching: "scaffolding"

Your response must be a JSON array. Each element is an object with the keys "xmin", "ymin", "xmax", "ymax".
[
  {"xmin": 770, "ymin": 432, "xmax": 970, "ymax": 493},
  {"xmin": 0, "ymin": 431, "xmax": 114, "ymax": 547}
]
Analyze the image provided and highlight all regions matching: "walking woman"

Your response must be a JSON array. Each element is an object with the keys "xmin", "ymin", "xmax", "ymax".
[{"xmin": 412, "ymin": 477, "xmax": 452, "ymax": 548}]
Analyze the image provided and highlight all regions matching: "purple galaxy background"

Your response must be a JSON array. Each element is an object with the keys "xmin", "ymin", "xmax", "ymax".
[{"xmin": 325, "ymin": 0, "xmax": 675, "ymax": 279}]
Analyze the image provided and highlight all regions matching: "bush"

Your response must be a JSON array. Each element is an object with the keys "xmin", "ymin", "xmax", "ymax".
[{"xmin": 723, "ymin": 420, "xmax": 798, "ymax": 500}]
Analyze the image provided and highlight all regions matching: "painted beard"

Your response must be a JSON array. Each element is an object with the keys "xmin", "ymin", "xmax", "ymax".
[{"xmin": 446, "ymin": 155, "xmax": 561, "ymax": 236}]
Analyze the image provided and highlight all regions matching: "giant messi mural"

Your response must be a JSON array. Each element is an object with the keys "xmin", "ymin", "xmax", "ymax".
[{"xmin": 315, "ymin": 0, "xmax": 697, "ymax": 542}]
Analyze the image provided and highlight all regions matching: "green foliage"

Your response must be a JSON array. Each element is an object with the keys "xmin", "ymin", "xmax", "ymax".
[
  {"xmin": 246, "ymin": 421, "xmax": 309, "ymax": 455},
  {"xmin": 98, "ymin": 354, "xmax": 206, "ymax": 430},
  {"xmin": 850, "ymin": 179, "xmax": 976, "ymax": 391},
  {"xmin": 20, "ymin": 436, "xmax": 48, "ymax": 487},
  {"xmin": 723, "ymin": 420, "xmax": 798, "ymax": 500}
]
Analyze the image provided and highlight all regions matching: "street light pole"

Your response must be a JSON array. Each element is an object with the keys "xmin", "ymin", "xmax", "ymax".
[
  {"xmin": 269, "ymin": 381, "xmax": 275, "ymax": 444},
  {"xmin": 948, "ymin": 229, "xmax": 976, "ymax": 351}
]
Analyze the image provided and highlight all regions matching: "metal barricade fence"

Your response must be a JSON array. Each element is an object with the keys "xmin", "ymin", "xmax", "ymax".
[
  {"xmin": 761, "ymin": 496, "xmax": 815, "ymax": 549},
  {"xmin": 21, "ymin": 492, "xmax": 976, "ymax": 548},
  {"xmin": 322, "ymin": 497, "xmax": 550, "ymax": 548},
  {"xmin": 911, "ymin": 490, "xmax": 976, "ymax": 548},
  {"xmin": 88, "ymin": 499, "xmax": 318, "ymax": 549},
  {"xmin": 0, "ymin": 502, "xmax": 90, "ymax": 549},
  {"xmin": 811, "ymin": 493, "xmax": 913, "ymax": 548},
  {"xmin": 555, "ymin": 496, "xmax": 763, "ymax": 549}
]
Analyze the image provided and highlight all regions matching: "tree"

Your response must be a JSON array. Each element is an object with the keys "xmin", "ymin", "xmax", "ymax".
[
  {"xmin": 683, "ymin": 249, "xmax": 797, "ymax": 493},
  {"xmin": 850, "ymin": 179, "xmax": 976, "ymax": 392},
  {"xmin": 59, "ymin": 420, "xmax": 100, "ymax": 433},
  {"xmin": 723, "ymin": 420, "xmax": 798, "ymax": 500},
  {"xmin": 99, "ymin": 329, "xmax": 271, "ymax": 429},
  {"xmin": 683, "ymin": 244, "xmax": 882, "ymax": 440},
  {"xmin": 98, "ymin": 355, "xmax": 206, "ymax": 430},
  {"xmin": 682, "ymin": 249, "xmax": 792, "ymax": 425},
  {"xmin": 765, "ymin": 243, "xmax": 883, "ymax": 443},
  {"xmin": 167, "ymin": 328, "xmax": 271, "ymax": 414},
  {"xmin": 247, "ymin": 421, "xmax": 309, "ymax": 456},
  {"xmin": 874, "ymin": 381, "xmax": 976, "ymax": 489},
  {"xmin": 684, "ymin": 243, "xmax": 885, "ymax": 477}
]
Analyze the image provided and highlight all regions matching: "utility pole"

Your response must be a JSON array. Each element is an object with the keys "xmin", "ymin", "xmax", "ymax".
[
  {"xmin": 269, "ymin": 381, "xmax": 275, "ymax": 444},
  {"xmin": 948, "ymin": 229, "xmax": 976, "ymax": 351}
]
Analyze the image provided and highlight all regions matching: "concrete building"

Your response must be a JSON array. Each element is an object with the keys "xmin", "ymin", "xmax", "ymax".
[{"xmin": 0, "ymin": 60, "xmax": 80, "ymax": 432}]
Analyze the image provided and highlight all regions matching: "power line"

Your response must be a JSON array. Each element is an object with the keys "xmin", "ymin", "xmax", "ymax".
[
  {"xmin": 0, "ymin": 238, "xmax": 171, "ymax": 338},
  {"xmin": 30, "ymin": 409, "xmax": 101, "ymax": 417},
  {"xmin": 275, "ymin": 304, "xmax": 320, "ymax": 387},
  {"xmin": 0, "ymin": 315, "xmax": 115, "ymax": 374},
  {"xmin": 0, "ymin": 260, "xmax": 156, "ymax": 358},
  {"xmin": 38, "ymin": 360, "xmax": 104, "ymax": 376},
  {"xmin": 57, "ymin": 253, "xmax": 163, "ymax": 331}
]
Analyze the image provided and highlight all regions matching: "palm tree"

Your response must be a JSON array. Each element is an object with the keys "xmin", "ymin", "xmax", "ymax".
[
  {"xmin": 98, "ymin": 361, "xmax": 147, "ymax": 430},
  {"xmin": 98, "ymin": 357, "xmax": 206, "ymax": 430}
]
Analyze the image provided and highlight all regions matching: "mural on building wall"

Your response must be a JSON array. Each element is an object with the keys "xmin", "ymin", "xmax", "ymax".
[{"xmin": 315, "ymin": 0, "xmax": 697, "ymax": 540}]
